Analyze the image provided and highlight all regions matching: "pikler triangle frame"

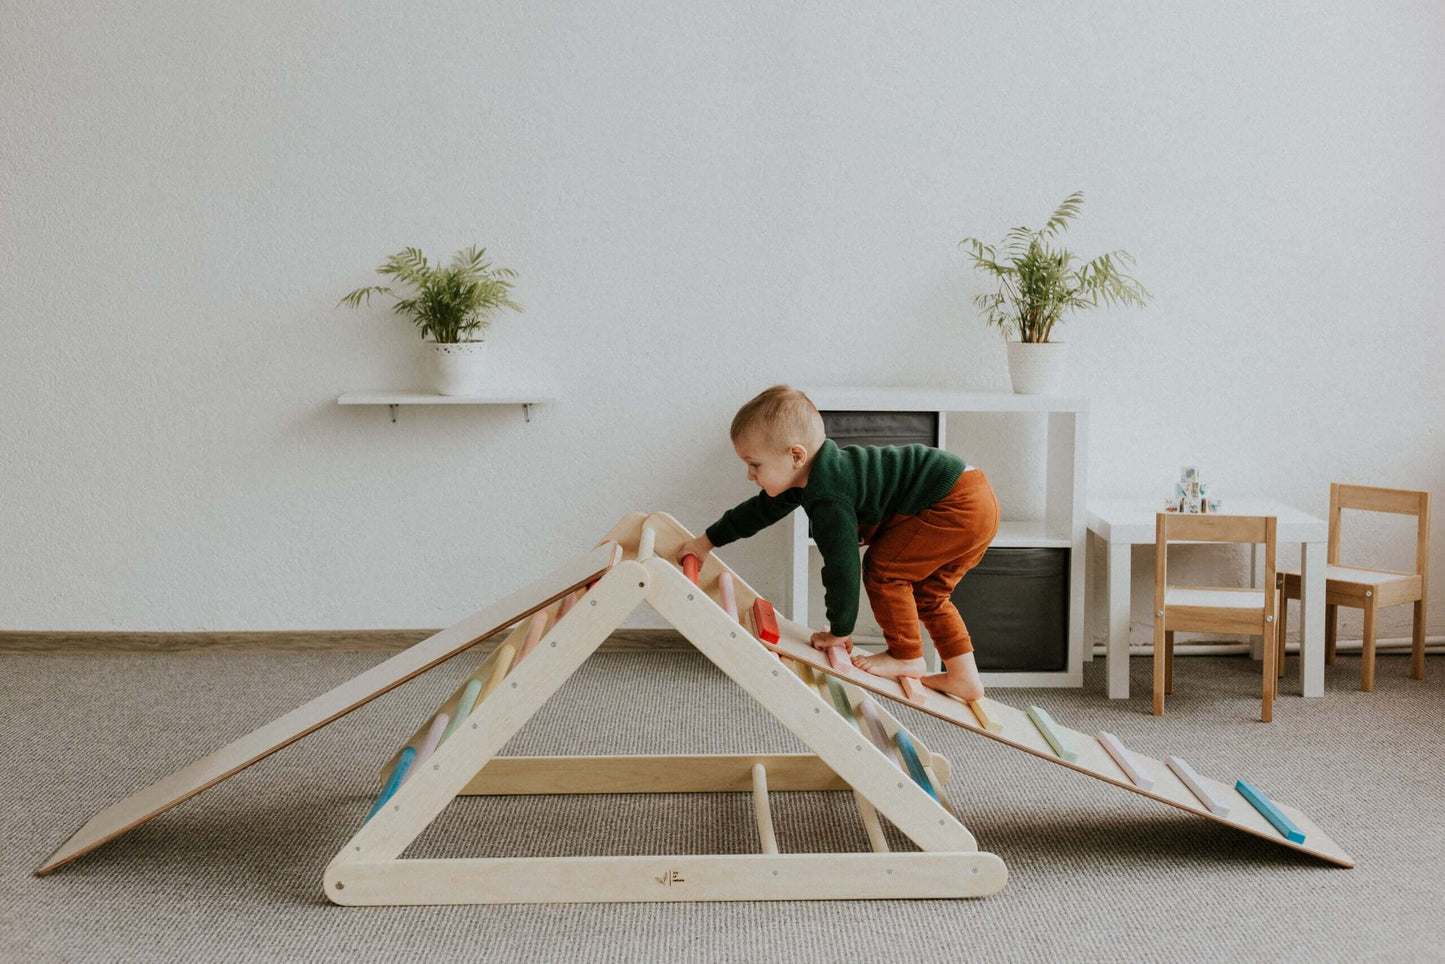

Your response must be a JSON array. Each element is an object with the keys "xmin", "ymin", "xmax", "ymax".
[
  {"xmin": 326, "ymin": 510, "xmax": 1003, "ymax": 903},
  {"xmin": 36, "ymin": 510, "xmax": 1353, "ymax": 905}
]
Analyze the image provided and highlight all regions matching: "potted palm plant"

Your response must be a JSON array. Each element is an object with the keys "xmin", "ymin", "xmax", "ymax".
[
  {"xmin": 960, "ymin": 192, "xmax": 1151, "ymax": 394},
  {"xmin": 339, "ymin": 245, "xmax": 523, "ymax": 396}
]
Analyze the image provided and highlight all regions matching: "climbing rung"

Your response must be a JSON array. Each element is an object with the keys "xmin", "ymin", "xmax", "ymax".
[
  {"xmin": 893, "ymin": 729, "xmax": 939, "ymax": 801},
  {"xmin": 1236, "ymin": 780, "xmax": 1306, "ymax": 843},
  {"xmin": 1027, "ymin": 706, "xmax": 1078, "ymax": 763},
  {"xmin": 852, "ymin": 791, "xmax": 889, "ymax": 853},
  {"xmin": 636, "ymin": 525, "xmax": 657, "ymax": 562},
  {"xmin": 751, "ymin": 763, "xmax": 779, "ymax": 854},
  {"xmin": 1168, "ymin": 756, "xmax": 1231, "ymax": 816},
  {"xmin": 968, "ymin": 700, "xmax": 1004, "ymax": 734},
  {"xmin": 1097, "ymin": 731, "xmax": 1155, "ymax": 790},
  {"xmin": 717, "ymin": 571, "xmax": 738, "ymax": 621},
  {"xmin": 405, "ymin": 713, "xmax": 449, "ymax": 784},
  {"xmin": 365, "ymin": 747, "xmax": 414, "ymax": 823}
]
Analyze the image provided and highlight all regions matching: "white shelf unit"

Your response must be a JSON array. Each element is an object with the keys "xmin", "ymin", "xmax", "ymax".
[
  {"xmin": 337, "ymin": 392, "xmax": 555, "ymax": 423},
  {"xmin": 791, "ymin": 388, "xmax": 1089, "ymax": 688}
]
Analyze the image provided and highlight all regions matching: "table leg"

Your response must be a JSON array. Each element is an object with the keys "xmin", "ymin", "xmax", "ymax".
[
  {"xmin": 1300, "ymin": 540, "xmax": 1325, "ymax": 697},
  {"xmin": 1107, "ymin": 539, "xmax": 1131, "ymax": 699},
  {"xmin": 1249, "ymin": 543, "xmax": 1263, "ymax": 661},
  {"xmin": 1082, "ymin": 529, "xmax": 1095, "ymax": 664}
]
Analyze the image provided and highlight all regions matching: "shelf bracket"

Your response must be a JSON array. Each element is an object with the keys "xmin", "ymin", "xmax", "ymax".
[{"xmin": 388, "ymin": 404, "xmax": 398, "ymax": 424}]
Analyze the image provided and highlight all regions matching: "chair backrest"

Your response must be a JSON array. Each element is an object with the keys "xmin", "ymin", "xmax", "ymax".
[
  {"xmin": 1154, "ymin": 513, "xmax": 1278, "ymax": 614},
  {"xmin": 1328, "ymin": 484, "xmax": 1430, "ymax": 581}
]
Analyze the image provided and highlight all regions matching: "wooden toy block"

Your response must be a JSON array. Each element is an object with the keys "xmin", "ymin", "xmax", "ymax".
[
  {"xmin": 681, "ymin": 553, "xmax": 700, "ymax": 585},
  {"xmin": 366, "ymin": 747, "xmax": 415, "ymax": 823},
  {"xmin": 717, "ymin": 571, "xmax": 738, "ymax": 621},
  {"xmin": 1097, "ymin": 731, "xmax": 1155, "ymax": 791},
  {"xmin": 1168, "ymin": 756, "xmax": 1231, "ymax": 817},
  {"xmin": 750, "ymin": 597, "xmax": 780, "ymax": 644},
  {"xmin": 1027, "ymin": 706, "xmax": 1078, "ymax": 763},
  {"xmin": 893, "ymin": 729, "xmax": 940, "ymax": 802},
  {"xmin": 1236, "ymin": 780, "xmax": 1306, "ymax": 843}
]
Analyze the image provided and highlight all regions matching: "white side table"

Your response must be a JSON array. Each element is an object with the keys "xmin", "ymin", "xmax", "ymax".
[{"xmin": 1086, "ymin": 498, "xmax": 1328, "ymax": 700}]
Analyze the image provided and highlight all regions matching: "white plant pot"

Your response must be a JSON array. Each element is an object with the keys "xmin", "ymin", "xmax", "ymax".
[
  {"xmin": 430, "ymin": 340, "xmax": 487, "ymax": 396},
  {"xmin": 1006, "ymin": 341, "xmax": 1068, "ymax": 395}
]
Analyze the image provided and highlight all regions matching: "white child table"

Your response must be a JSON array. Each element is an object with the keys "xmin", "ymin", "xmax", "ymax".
[{"xmin": 1086, "ymin": 497, "xmax": 1328, "ymax": 700}]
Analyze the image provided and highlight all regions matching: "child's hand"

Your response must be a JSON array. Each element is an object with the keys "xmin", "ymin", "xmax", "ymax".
[
  {"xmin": 675, "ymin": 533, "xmax": 714, "ymax": 566},
  {"xmin": 810, "ymin": 630, "xmax": 852, "ymax": 653}
]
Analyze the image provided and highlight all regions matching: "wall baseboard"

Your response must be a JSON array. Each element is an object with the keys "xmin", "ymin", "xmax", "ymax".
[{"xmin": 0, "ymin": 628, "xmax": 694, "ymax": 654}]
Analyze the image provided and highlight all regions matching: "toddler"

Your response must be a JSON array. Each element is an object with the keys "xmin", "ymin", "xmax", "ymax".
[{"xmin": 675, "ymin": 385, "xmax": 1000, "ymax": 701}]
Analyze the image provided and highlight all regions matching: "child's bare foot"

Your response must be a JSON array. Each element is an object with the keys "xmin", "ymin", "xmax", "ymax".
[
  {"xmin": 922, "ymin": 652, "xmax": 985, "ymax": 703},
  {"xmin": 850, "ymin": 652, "xmax": 926, "ymax": 679}
]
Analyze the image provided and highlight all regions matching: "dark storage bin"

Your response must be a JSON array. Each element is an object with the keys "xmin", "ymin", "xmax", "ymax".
[
  {"xmin": 951, "ymin": 548, "xmax": 1069, "ymax": 672},
  {"xmin": 821, "ymin": 411, "xmax": 939, "ymax": 449}
]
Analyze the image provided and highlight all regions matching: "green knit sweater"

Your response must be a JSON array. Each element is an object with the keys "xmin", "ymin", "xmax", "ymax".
[{"xmin": 705, "ymin": 439, "xmax": 965, "ymax": 636}]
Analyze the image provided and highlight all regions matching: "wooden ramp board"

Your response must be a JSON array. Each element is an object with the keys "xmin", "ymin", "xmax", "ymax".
[
  {"xmin": 635, "ymin": 511, "xmax": 1355, "ymax": 870},
  {"xmin": 34, "ymin": 542, "xmax": 619, "ymax": 875}
]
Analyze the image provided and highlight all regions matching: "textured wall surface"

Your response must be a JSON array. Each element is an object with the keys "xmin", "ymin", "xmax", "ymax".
[{"xmin": 3, "ymin": 1, "xmax": 1441, "ymax": 644}]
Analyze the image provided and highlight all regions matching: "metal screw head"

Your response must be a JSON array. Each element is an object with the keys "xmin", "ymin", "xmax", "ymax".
[
  {"xmin": 1156, "ymin": 610, "xmax": 1164, "ymax": 618},
  {"xmin": 687, "ymin": 594, "xmax": 694, "ymax": 601},
  {"xmin": 511, "ymin": 681, "xmax": 518, "ymax": 688},
  {"xmin": 1265, "ymin": 615, "xmax": 1274, "ymax": 623},
  {"xmin": 335, "ymin": 881, "xmax": 344, "ymax": 889},
  {"xmin": 589, "ymin": 599, "xmax": 596, "ymax": 606},
  {"xmin": 1365, "ymin": 590, "xmax": 1373, "ymax": 597}
]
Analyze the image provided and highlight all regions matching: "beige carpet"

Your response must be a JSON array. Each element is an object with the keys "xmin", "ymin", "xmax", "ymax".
[{"xmin": 2, "ymin": 647, "xmax": 1441, "ymax": 963}]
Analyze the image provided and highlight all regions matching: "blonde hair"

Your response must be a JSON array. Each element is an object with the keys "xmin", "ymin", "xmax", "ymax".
[{"xmin": 730, "ymin": 385, "xmax": 825, "ymax": 452}]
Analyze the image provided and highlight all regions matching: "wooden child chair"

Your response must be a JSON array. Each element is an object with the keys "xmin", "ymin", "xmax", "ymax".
[
  {"xmin": 1154, "ymin": 513, "xmax": 1279, "ymax": 721},
  {"xmin": 1278, "ymin": 484, "xmax": 1430, "ymax": 691}
]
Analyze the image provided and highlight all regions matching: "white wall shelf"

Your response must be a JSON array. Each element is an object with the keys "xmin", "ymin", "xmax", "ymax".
[
  {"xmin": 793, "ymin": 387, "xmax": 1089, "ymax": 688},
  {"xmin": 337, "ymin": 392, "xmax": 555, "ymax": 423}
]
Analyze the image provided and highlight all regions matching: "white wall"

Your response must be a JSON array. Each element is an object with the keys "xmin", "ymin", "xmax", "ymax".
[{"xmin": 3, "ymin": 1, "xmax": 1442, "ymax": 645}]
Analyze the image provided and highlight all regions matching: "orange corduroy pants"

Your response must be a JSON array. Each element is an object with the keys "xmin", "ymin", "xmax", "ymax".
[{"xmin": 860, "ymin": 469, "xmax": 1000, "ymax": 661}]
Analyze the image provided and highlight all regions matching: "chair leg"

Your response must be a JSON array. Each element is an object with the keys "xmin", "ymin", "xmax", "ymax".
[
  {"xmin": 1276, "ymin": 591, "xmax": 1288, "ymax": 678},
  {"xmin": 1361, "ymin": 598, "xmax": 1378, "ymax": 692},
  {"xmin": 1262, "ymin": 616, "xmax": 1276, "ymax": 723},
  {"xmin": 1153, "ymin": 619, "xmax": 1166, "ymax": 716},
  {"xmin": 1165, "ymin": 630, "xmax": 1175, "ymax": 695},
  {"xmin": 1325, "ymin": 604, "xmax": 1338, "ymax": 664},
  {"xmin": 1411, "ymin": 600, "xmax": 1426, "ymax": 680}
]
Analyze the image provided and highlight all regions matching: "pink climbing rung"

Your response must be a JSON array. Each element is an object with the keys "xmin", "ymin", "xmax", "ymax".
[
  {"xmin": 405, "ymin": 712, "xmax": 450, "ymax": 783},
  {"xmin": 717, "ymin": 572, "xmax": 738, "ymax": 621},
  {"xmin": 681, "ymin": 554, "xmax": 700, "ymax": 586},
  {"xmin": 518, "ymin": 610, "xmax": 550, "ymax": 662},
  {"xmin": 557, "ymin": 589, "xmax": 579, "ymax": 620}
]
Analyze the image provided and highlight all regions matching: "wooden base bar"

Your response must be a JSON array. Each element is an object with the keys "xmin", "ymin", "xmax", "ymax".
[
  {"xmin": 325, "ymin": 852, "xmax": 1008, "ymax": 904},
  {"xmin": 459, "ymin": 754, "xmax": 850, "ymax": 795}
]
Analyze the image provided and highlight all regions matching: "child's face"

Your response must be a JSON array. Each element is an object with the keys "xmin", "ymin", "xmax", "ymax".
[{"xmin": 733, "ymin": 432, "xmax": 805, "ymax": 497}]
